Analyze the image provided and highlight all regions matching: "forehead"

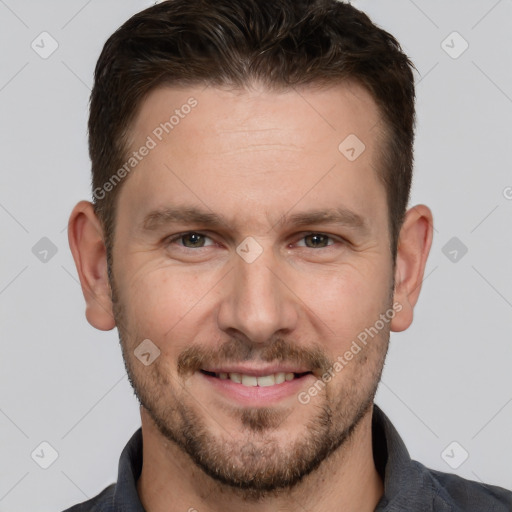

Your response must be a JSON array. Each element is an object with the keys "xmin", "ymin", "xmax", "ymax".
[
  {"xmin": 129, "ymin": 81, "xmax": 382, "ymax": 151},
  {"xmin": 117, "ymin": 82, "xmax": 387, "ymax": 234}
]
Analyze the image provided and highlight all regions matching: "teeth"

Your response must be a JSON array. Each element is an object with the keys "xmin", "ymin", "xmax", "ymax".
[
  {"xmin": 275, "ymin": 372, "xmax": 286, "ymax": 384},
  {"xmin": 257, "ymin": 374, "xmax": 275, "ymax": 387},
  {"xmin": 230, "ymin": 372, "xmax": 242, "ymax": 383},
  {"xmin": 241, "ymin": 374, "xmax": 258, "ymax": 386},
  {"xmin": 216, "ymin": 371, "xmax": 300, "ymax": 386}
]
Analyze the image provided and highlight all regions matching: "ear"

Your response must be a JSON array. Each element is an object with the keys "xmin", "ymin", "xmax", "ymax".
[
  {"xmin": 390, "ymin": 204, "xmax": 433, "ymax": 332},
  {"xmin": 68, "ymin": 200, "xmax": 116, "ymax": 331}
]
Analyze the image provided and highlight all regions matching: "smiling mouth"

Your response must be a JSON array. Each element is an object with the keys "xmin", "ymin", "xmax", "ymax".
[{"xmin": 200, "ymin": 370, "xmax": 313, "ymax": 387}]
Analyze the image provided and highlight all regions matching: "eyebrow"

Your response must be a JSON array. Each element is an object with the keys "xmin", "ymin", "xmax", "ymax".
[
  {"xmin": 141, "ymin": 207, "xmax": 226, "ymax": 231},
  {"xmin": 282, "ymin": 208, "xmax": 368, "ymax": 232},
  {"xmin": 140, "ymin": 205, "xmax": 369, "ymax": 234}
]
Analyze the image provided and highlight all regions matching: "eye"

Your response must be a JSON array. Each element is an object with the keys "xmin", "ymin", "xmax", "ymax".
[
  {"xmin": 295, "ymin": 233, "xmax": 335, "ymax": 249},
  {"xmin": 166, "ymin": 232, "xmax": 215, "ymax": 248}
]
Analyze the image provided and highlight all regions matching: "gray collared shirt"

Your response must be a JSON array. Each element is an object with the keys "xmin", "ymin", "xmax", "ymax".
[{"xmin": 62, "ymin": 405, "xmax": 512, "ymax": 511}]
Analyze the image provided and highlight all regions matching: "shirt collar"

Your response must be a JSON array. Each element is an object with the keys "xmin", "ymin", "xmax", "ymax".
[
  {"xmin": 113, "ymin": 427, "xmax": 145, "ymax": 511},
  {"xmin": 372, "ymin": 405, "xmax": 453, "ymax": 511},
  {"xmin": 111, "ymin": 403, "xmax": 437, "ymax": 511}
]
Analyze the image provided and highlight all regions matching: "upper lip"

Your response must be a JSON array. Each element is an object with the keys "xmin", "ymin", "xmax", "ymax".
[{"xmin": 200, "ymin": 365, "xmax": 312, "ymax": 376}]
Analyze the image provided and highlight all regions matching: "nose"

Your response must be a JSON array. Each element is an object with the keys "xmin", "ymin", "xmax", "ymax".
[{"xmin": 216, "ymin": 245, "xmax": 299, "ymax": 346}]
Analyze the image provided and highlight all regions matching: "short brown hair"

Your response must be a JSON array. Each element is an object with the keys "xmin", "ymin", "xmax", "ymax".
[{"xmin": 89, "ymin": 0, "xmax": 415, "ymax": 265}]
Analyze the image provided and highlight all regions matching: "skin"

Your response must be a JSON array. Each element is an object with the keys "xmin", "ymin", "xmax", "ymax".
[{"xmin": 68, "ymin": 82, "xmax": 433, "ymax": 512}]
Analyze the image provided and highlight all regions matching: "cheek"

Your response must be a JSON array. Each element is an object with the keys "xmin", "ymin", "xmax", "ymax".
[
  {"xmin": 294, "ymin": 261, "xmax": 391, "ymax": 345},
  {"xmin": 116, "ymin": 264, "xmax": 222, "ymax": 344}
]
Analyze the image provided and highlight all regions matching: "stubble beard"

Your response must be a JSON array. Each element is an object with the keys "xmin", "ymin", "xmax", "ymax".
[{"xmin": 110, "ymin": 275, "xmax": 390, "ymax": 500}]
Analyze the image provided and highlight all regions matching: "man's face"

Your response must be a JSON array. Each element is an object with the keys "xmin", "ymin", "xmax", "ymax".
[{"xmin": 110, "ymin": 83, "xmax": 394, "ymax": 494}]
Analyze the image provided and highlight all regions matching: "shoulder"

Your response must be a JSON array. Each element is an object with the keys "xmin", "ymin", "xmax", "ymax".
[
  {"xmin": 415, "ymin": 461, "xmax": 512, "ymax": 511},
  {"xmin": 59, "ymin": 428, "xmax": 144, "ymax": 512},
  {"xmin": 373, "ymin": 405, "xmax": 512, "ymax": 511},
  {"xmin": 60, "ymin": 483, "xmax": 116, "ymax": 512}
]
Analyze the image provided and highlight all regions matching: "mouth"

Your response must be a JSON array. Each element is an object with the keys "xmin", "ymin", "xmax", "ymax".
[
  {"xmin": 197, "ymin": 366, "xmax": 316, "ymax": 405},
  {"xmin": 199, "ymin": 369, "xmax": 313, "ymax": 387}
]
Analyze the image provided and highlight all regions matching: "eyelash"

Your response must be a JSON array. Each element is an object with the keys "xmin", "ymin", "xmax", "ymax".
[{"xmin": 164, "ymin": 231, "xmax": 343, "ymax": 249}]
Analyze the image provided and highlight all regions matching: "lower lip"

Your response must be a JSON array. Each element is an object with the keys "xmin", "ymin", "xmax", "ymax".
[{"xmin": 198, "ymin": 372, "xmax": 315, "ymax": 406}]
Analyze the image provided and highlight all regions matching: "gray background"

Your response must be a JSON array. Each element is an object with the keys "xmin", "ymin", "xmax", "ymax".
[{"xmin": 1, "ymin": 0, "xmax": 511, "ymax": 510}]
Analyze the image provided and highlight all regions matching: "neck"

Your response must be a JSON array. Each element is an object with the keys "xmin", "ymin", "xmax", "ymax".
[{"xmin": 136, "ymin": 406, "xmax": 384, "ymax": 512}]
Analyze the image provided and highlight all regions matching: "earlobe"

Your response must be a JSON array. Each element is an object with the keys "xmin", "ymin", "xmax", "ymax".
[
  {"xmin": 390, "ymin": 204, "xmax": 433, "ymax": 333},
  {"xmin": 68, "ymin": 200, "xmax": 116, "ymax": 331}
]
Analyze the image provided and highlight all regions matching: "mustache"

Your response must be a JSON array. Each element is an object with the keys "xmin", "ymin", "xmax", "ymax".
[{"xmin": 177, "ymin": 337, "xmax": 332, "ymax": 377}]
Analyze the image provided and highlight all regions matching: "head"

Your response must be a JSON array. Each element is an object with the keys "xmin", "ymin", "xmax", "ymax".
[
  {"xmin": 90, "ymin": 0, "xmax": 416, "ymax": 263},
  {"xmin": 69, "ymin": 0, "xmax": 432, "ymax": 500}
]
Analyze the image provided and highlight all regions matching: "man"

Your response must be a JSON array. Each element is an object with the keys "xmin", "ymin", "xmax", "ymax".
[{"xmin": 65, "ymin": 0, "xmax": 512, "ymax": 510}]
